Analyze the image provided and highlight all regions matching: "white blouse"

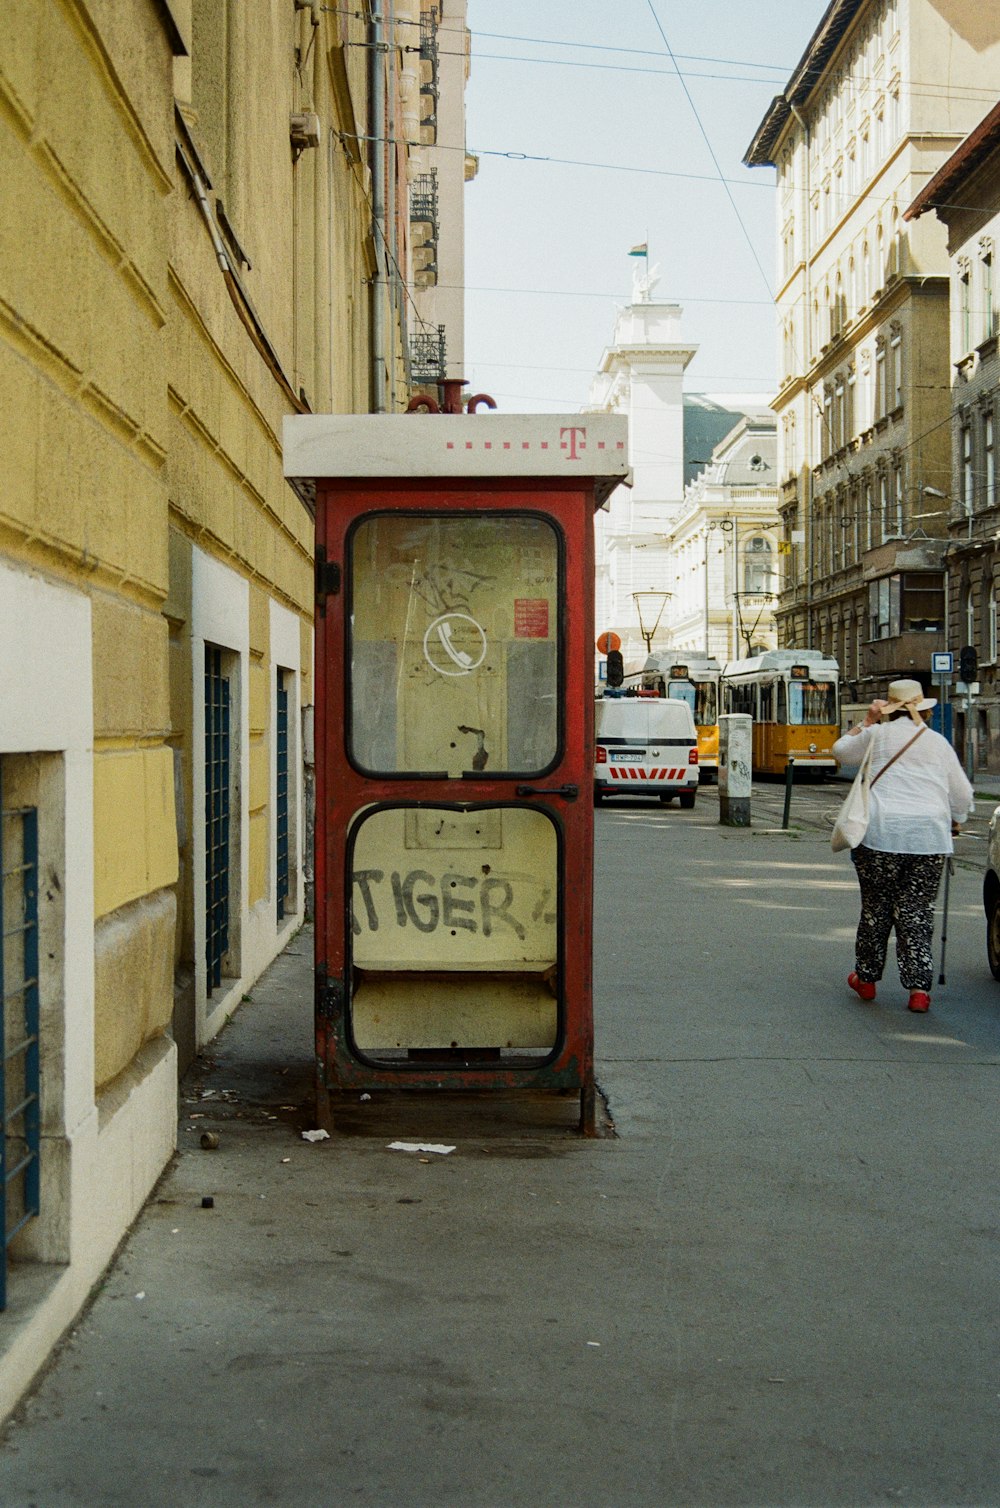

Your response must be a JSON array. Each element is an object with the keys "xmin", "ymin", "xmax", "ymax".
[{"xmin": 832, "ymin": 718, "xmax": 974, "ymax": 855}]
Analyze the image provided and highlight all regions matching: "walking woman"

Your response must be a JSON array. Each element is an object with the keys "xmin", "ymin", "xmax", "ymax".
[{"xmin": 833, "ymin": 678, "xmax": 973, "ymax": 1013}]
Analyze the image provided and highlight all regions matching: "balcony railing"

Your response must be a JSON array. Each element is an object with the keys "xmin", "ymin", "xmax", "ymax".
[
  {"xmin": 419, "ymin": 11, "xmax": 438, "ymax": 143},
  {"xmin": 410, "ymin": 326, "xmax": 446, "ymax": 383},
  {"xmin": 410, "ymin": 171, "xmax": 439, "ymax": 233}
]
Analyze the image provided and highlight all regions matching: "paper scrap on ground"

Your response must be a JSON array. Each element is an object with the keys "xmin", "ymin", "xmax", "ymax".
[
  {"xmin": 301, "ymin": 1129, "xmax": 330, "ymax": 1142},
  {"xmin": 388, "ymin": 1141, "xmax": 455, "ymax": 1155}
]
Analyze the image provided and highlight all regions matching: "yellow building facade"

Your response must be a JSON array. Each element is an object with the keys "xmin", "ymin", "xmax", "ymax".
[
  {"xmin": 745, "ymin": 0, "xmax": 1000, "ymax": 695},
  {"xmin": 0, "ymin": 0, "xmax": 449, "ymax": 1417}
]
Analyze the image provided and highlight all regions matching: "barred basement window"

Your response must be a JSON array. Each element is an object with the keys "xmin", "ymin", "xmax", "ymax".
[
  {"xmin": 276, "ymin": 670, "xmax": 289, "ymax": 923},
  {"xmin": 1, "ymin": 767, "xmax": 40, "ymax": 1311},
  {"xmin": 205, "ymin": 646, "xmax": 231, "ymax": 996}
]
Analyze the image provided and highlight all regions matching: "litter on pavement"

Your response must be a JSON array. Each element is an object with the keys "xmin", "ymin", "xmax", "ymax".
[{"xmin": 388, "ymin": 1141, "xmax": 455, "ymax": 1155}]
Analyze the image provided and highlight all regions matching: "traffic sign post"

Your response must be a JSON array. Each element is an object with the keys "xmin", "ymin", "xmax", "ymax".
[{"xmin": 932, "ymin": 650, "xmax": 953, "ymax": 742}]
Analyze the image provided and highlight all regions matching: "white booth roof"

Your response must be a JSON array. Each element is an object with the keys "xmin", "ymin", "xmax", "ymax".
[{"xmin": 283, "ymin": 413, "xmax": 631, "ymax": 503}]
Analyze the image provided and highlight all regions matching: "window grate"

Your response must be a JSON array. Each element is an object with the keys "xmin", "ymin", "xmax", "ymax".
[
  {"xmin": 205, "ymin": 647, "xmax": 231, "ymax": 995},
  {"xmin": 276, "ymin": 674, "xmax": 289, "ymax": 922},
  {"xmin": 1, "ymin": 768, "xmax": 41, "ymax": 1312}
]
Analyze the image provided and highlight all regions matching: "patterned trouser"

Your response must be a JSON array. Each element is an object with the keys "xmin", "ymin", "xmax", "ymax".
[{"xmin": 850, "ymin": 846, "xmax": 946, "ymax": 992}]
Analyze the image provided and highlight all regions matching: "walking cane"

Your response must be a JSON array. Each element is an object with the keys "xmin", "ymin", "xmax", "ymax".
[{"xmin": 938, "ymin": 855, "xmax": 955, "ymax": 987}]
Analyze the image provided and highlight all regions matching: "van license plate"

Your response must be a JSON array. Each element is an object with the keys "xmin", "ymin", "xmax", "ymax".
[{"xmin": 611, "ymin": 752, "xmax": 642, "ymax": 762}]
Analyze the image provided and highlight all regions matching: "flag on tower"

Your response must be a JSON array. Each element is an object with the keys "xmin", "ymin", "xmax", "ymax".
[{"xmin": 628, "ymin": 242, "xmax": 648, "ymax": 257}]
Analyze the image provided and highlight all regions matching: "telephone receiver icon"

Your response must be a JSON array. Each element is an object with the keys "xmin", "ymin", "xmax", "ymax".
[{"xmin": 438, "ymin": 621, "xmax": 474, "ymax": 668}]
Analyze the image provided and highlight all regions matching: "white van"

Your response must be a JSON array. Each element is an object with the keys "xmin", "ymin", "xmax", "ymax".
[{"xmin": 594, "ymin": 695, "xmax": 699, "ymax": 807}]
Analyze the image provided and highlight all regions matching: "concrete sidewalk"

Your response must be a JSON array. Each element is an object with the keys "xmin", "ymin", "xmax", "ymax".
[{"xmin": 2, "ymin": 791, "xmax": 999, "ymax": 1506}]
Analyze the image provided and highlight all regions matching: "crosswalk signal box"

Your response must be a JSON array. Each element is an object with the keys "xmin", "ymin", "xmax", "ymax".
[{"xmin": 284, "ymin": 411, "xmax": 631, "ymax": 1134}]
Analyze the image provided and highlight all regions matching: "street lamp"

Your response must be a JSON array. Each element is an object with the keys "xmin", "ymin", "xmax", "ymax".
[
  {"xmin": 703, "ymin": 519, "xmax": 733, "ymax": 657},
  {"xmin": 923, "ymin": 483, "xmax": 970, "ymax": 539},
  {"xmin": 632, "ymin": 591, "xmax": 671, "ymax": 654}
]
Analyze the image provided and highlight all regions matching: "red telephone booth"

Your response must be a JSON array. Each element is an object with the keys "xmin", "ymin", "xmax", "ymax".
[{"xmin": 283, "ymin": 410, "xmax": 630, "ymax": 1133}]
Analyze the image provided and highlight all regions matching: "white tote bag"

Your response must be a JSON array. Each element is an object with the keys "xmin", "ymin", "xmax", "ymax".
[{"xmin": 830, "ymin": 736, "xmax": 875, "ymax": 853}]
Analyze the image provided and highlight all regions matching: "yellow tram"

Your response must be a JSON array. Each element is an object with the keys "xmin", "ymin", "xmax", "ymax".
[
  {"xmin": 721, "ymin": 650, "xmax": 840, "ymax": 777},
  {"xmin": 642, "ymin": 651, "xmax": 722, "ymax": 779}
]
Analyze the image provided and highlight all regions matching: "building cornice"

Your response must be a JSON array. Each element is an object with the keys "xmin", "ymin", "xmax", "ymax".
[
  {"xmin": 905, "ymin": 101, "xmax": 1000, "ymax": 222},
  {"xmin": 744, "ymin": 0, "xmax": 864, "ymax": 167},
  {"xmin": 599, "ymin": 346, "xmax": 698, "ymax": 373}
]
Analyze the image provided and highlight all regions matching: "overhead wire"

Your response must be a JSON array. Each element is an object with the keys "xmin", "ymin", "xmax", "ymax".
[
  {"xmin": 345, "ymin": 131, "xmax": 777, "ymax": 189},
  {"xmin": 462, "ymin": 24, "xmax": 984, "ymax": 631},
  {"xmin": 453, "ymin": 282, "xmax": 776, "ymax": 306},
  {"xmin": 471, "ymin": 358, "xmax": 775, "ymax": 382},
  {"xmin": 642, "ymin": 0, "xmax": 775, "ymax": 300},
  {"xmin": 344, "ymin": 132, "xmax": 1000, "ymax": 224},
  {"xmin": 426, "ymin": 34, "xmax": 1000, "ymax": 106},
  {"xmin": 472, "ymin": 30, "xmax": 793, "ymax": 72},
  {"xmin": 365, "ymin": 10, "xmax": 985, "ymax": 500},
  {"xmin": 466, "ymin": 50, "xmax": 788, "ymax": 86},
  {"xmin": 466, "ymin": 47, "xmax": 1000, "ymax": 105},
  {"xmin": 326, "ymin": 2, "xmax": 983, "ymax": 610},
  {"xmin": 325, "ymin": 7, "xmax": 998, "ymax": 102},
  {"xmin": 322, "ymin": 4, "xmax": 790, "ymax": 68}
]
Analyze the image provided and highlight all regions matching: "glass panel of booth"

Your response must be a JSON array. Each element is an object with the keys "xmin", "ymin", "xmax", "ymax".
[
  {"xmin": 348, "ymin": 514, "xmax": 560, "ymax": 777},
  {"xmin": 348, "ymin": 805, "xmax": 559, "ymax": 1056}
]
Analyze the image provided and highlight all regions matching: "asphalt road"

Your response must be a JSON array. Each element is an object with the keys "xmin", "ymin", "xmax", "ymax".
[{"xmin": 2, "ymin": 782, "xmax": 998, "ymax": 1507}]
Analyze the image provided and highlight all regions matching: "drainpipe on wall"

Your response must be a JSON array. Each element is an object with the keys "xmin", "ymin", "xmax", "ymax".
[
  {"xmin": 369, "ymin": 7, "xmax": 387, "ymax": 412},
  {"xmin": 397, "ymin": 0, "xmax": 421, "ymax": 395},
  {"xmin": 789, "ymin": 100, "xmax": 815, "ymax": 651},
  {"xmin": 386, "ymin": 0, "xmax": 400, "ymax": 411}
]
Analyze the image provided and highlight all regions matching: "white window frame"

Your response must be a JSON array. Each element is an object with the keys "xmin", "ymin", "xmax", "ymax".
[
  {"xmin": 874, "ymin": 339, "xmax": 886, "ymax": 419},
  {"xmin": 958, "ymin": 258, "xmax": 972, "ymax": 356},
  {"xmin": 985, "ymin": 411, "xmax": 995, "ymax": 509},
  {"xmin": 962, "ymin": 424, "xmax": 974, "ymax": 524},
  {"xmin": 980, "ymin": 238, "xmax": 994, "ymax": 342},
  {"xmin": 890, "ymin": 323, "xmax": 902, "ymax": 409},
  {"xmin": 879, "ymin": 471, "xmax": 891, "ymax": 542}
]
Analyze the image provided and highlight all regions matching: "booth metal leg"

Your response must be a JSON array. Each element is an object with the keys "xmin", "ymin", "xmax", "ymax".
[
  {"xmin": 315, "ymin": 1070, "xmax": 335, "ymax": 1135},
  {"xmin": 579, "ymin": 1078, "xmax": 597, "ymax": 1138}
]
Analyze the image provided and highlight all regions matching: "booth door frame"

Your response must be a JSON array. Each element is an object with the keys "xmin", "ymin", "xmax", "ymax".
[{"xmin": 313, "ymin": 477, "xmax": 596, "ymax": 1131}]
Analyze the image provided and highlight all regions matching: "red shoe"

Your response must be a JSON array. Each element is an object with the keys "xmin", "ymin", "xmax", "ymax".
[
  {"xmin": 908, "ymin": 991, "xmax": 930, "ymax": 1013},
  {"xmin": 848, "ymin": 972, "xmax": 876, "ymax": 1002}
]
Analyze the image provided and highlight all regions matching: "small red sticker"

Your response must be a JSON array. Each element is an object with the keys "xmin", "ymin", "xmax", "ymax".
[{"xmin": 514, "ymin": 599, "xmax": 549, "ymax": 638}]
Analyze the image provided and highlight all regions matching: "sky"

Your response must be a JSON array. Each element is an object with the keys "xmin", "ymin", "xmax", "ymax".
[{"xmin": 461, "ymin": 0, "xmax": 825, "ymax": 414}]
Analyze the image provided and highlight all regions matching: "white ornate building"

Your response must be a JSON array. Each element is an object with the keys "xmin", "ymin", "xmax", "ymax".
[
  {"xmin": 586, "ymin": 271, "xmax": 773, "ymax": 668},
  {"xmin": 665, "ymin": 411, "xmax": 780, "ymax": 662},
  {"xmin": 586, "ymin": 279, "xmax": 695, "ymax": 669}
]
